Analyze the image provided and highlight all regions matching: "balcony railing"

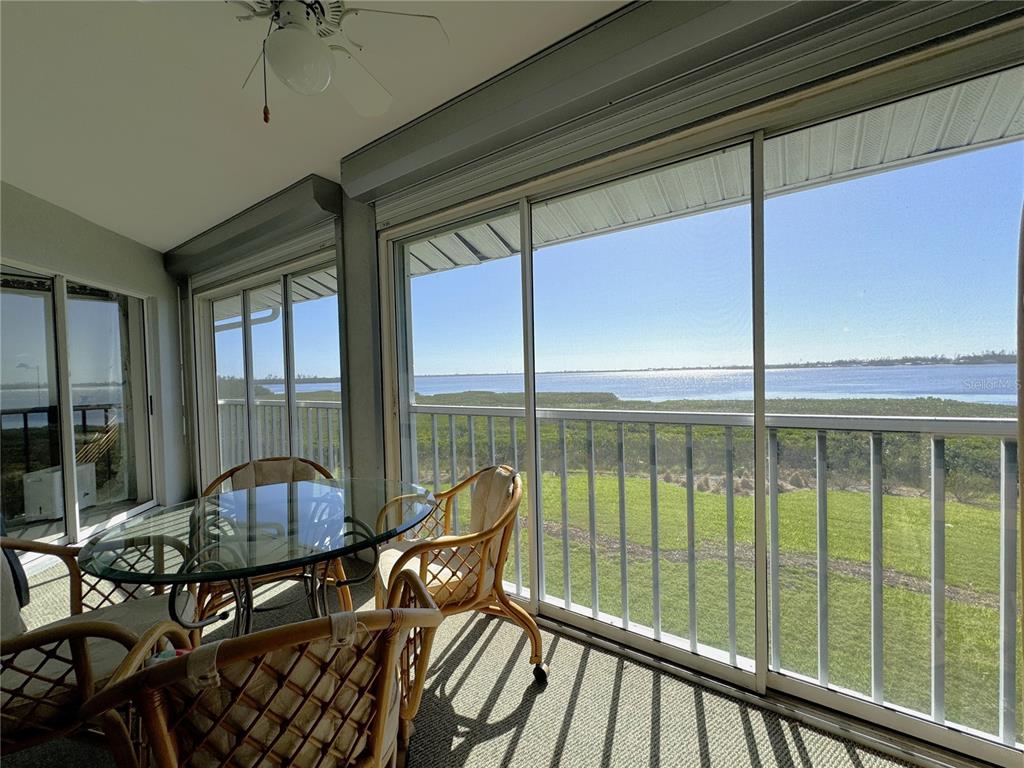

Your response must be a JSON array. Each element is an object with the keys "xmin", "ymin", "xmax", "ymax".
[
  {"xmin": 407, "ymin": 402, "xmax": 1019, "ymax": 746},
  {"xmin": 217, "ymin": 399, "xmax": 344, "ymax": 475}
]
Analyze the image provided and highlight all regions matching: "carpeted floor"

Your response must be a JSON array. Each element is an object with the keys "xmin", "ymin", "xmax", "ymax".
[{"xmin": 7, "ymin": 561, "xmax": 913, "ymax": 768}]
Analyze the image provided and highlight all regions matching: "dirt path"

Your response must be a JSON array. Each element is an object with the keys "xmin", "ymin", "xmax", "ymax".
[{"xmin": 532, "ymin": 520, "xmax": 998, "ymax": 610}]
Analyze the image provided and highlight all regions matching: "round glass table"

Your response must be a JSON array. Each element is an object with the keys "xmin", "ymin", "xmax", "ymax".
[{"xmin": 78, "ymin": 478, "xmax": 435, "ymax": 635}]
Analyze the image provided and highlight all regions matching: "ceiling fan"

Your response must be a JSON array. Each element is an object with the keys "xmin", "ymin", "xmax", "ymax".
[{"xmin": 230, "ymin": 0, "xmax": 449, "ymax": 123}]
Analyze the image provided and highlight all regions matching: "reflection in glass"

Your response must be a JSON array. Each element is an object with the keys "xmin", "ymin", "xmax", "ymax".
[
  {"xmin": 0, "ymin": 272, "xmax": 65, "ymax": 539},
  {"xmin": 67, "ymin": 282, "xmax": 151, "ymax": 525}
]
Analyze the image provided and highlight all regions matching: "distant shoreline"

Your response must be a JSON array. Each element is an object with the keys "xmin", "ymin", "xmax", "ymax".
[{"xmin": 415, "ymin": 357, "xmax": 1016, "ymax": 379}]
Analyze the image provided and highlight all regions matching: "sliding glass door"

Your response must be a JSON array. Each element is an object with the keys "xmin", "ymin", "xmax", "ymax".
[
  {"xmin": 0, "ymin": 270, "xmax": 153, "ymax": 542},
  {"xmin": 200, "ymin": 260, "xmax": 345, "ymax": 485},
  {"xmin": 1, "ymin": 271, "xmax": 65, "ymax": 539},
  {"xmin": 67, "ymin": 283, "xmax": 152, "ymax": 528},
  {"xmin": 390, "ymin": 65, "xmax": 1022, "ymax": 763},
  {"xmin": 397, "ymin": 208, "xmax": 531, "ymax": 597},
  {"xmin": 763, "ymin": 98, "xmax": 1022, "ymax": 747},
  {"xmin": 530, "ymin": 143, "xmax": 755, "ymax": 673}
]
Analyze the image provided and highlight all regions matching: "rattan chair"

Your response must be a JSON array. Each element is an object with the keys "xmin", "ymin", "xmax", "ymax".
[
  {"xmin": 196, "ymin": 457, "xmax": 354, "ymax": 628},
  {"xmin": 0, "ymin": 537, "xmax": 194, "ymax": 765},
  {"xmin": 80, "ymin": 570, "xmax": 443, "ymax": 768},
  {"xmin": 374, "ymin": 465, "xmax": 547, "ymax": 683}
]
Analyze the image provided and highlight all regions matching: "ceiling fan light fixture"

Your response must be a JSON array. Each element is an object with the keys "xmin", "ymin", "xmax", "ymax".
[{"xmin": 266, "ymin": 22, "xmax": 333, "ymax": 95}]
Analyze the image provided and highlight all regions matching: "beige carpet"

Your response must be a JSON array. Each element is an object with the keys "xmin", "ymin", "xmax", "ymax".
[{"xmin": 6, "ymin": 561, "xmax": 913, "ymax": 768}]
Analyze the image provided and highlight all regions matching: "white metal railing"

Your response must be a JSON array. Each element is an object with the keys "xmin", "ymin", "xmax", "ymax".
[
  {"xmin": 217, "ymin": 399, "xmax": 344, "ymax": 473},
  {"xmin": 408, "ymin": 401, "xmax": 1019, "ymax": 745}
]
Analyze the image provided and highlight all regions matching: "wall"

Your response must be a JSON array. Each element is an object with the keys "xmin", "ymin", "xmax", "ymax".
[{"xmin": 1, "ymin": 181, "xmax": 191, "ymax": 510}]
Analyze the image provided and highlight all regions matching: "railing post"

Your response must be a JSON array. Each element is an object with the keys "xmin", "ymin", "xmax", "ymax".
[
  {"xmin": 560, "ymin": 419, "xmax": 571, "ymax": 609},
  {"xmin": 618, "ymin": 422, "xmax": 629, "ymax": 629},
  {"xmin": 685, "ymin": 425, "xmax": 698, "ymax": 652},
  {"xmin": 650, "ymin": 423, "xmax": 661, "ymax": 641},
  {"xmin": 587, "ymin": 420, "xmax": 599, "ymax": 619},
  {"xmin": 769, "ymin": 427, "xmax": 781, "ymax": 670},
  {"xmin": 931, "ymin": 436, "xmax": 946, "ymax": 724},
  {"xmin": 510, "ymin": 416, "xmax": 523, "ymax": 595},
  {"xmin": 999, "ymin": 439, "xmax": 1018, "ymax": 745},
  {"xmin": 22, "ymin": 411, "xmax": 30, "ymax": 472},
  {"xmin": 870, "ymin": 432, "xmax": 884, "ymax": 705},
  {"xmin": 449, "ymin": 414, "xmax": 459, "ymax": 533},
  {"xmin": 431, "ymin": 414, "xmax": 440, "ymax": 494},
  {"xmin": 816, "ymin": 430, "xmax": 829, "ymax": 687},
  {"xmin": 725, "ymin": 426, "xmax": 737, "ymax": 665},
  {"xmin": 468, "ymin": 414, "xmax": 476, "ymax": 475},
  {"xmin": 488, "ymin": 416, "xmax": 496, "ymax": 466}
]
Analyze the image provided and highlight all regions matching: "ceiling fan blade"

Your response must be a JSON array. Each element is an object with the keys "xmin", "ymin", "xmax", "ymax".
[
  {"xmin": 329, "ymin": 45, "xmax": 393, "ymax": 117},
  {"xmin": 241, "ymin": 46, "xmax": 265, "ymax": 90},
  {"xmin": 339, "ymin": 8, "xmax": 449, "ymax": 52}
]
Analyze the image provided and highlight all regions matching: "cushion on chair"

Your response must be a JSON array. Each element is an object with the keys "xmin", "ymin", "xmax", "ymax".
[
  {"xmin": 1, "ymin": 591, "xmax": 194, "ymax": 712},
  {"xmin": 469, "ymin": 466, "xmax": 516, "ymax": 569},
  {"xmin": 0, "ymin": 555, "xmax": 27, "ymax": 642},
  {"xmin": 229, "ymin": 458, "xmax": 322, "ymax": 491}
]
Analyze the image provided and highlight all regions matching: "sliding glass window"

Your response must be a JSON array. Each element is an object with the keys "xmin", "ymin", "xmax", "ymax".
[
  {"xmin": 531, "ymin": 143, "xmax": 755, "ymax": 670},
  {"xmin": 1, "ymin": 270, "xmax": 152, "ymax": 541},
  {"xmin": 203, "ymin": 259, "xmax": 345, "ymax": 485},
  {"xmin": 1, "ymin": 272, "xmax": 65, "ymax": 539},
  {"xmin": 290, "ymin": 266, "xmax": 344, "ymax": 477},
  {"xmin": 213, "ymin": 295, "xmax": 248, "ymax": 470},
  {"xmin": 67, "ymin": 283, "xmax": 151, "ymax": 528},
  {"xmin": 388, "ymin": 64, "xmax": 1022, "ymax": 760},
  {"xmin": 398, "ymin": 208, "xmax": 530, "ymax": 596},
  {"xmin": 764, "ymin": 70, "xmax": 1022, "ymax": 744}
]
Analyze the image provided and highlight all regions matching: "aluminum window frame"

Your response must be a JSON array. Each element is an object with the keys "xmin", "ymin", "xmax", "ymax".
[
  {"xmin": 378, "ymin": 64, "xmax": 1023, "ymax": 767},
  {"xmin": 191, "ymin": 250, "xmax": 345, "ymax": 488},
  {"xmin": 0, "ymin": 262, "xmax": 158, "ymax": 548}
]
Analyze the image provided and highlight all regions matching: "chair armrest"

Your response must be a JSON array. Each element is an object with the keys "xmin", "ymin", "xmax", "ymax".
[
  {"xmin": 0, "ymin": 619, "xmax": 138, "ymax": 658},
  {"xmin": 386, "ymin": 571, "xmax": 441, "ymax": 722},
  {"xmin": 386, "ymin": 569, "xmax": 438, "ymax": 612},
  {"xmin": 1, "ymin": 619, "xmax": 142, "ymax": 715},
  {"xmin": 77, "ymin": 621, "xmax": 192, "ymax": 723},
  {"xmin": 105, "ymin": 621, "xmax": 193, "ymax": 688},
  {"xmin": 1, "ymin": 536, "xmax": 87, "ymax": 613}
]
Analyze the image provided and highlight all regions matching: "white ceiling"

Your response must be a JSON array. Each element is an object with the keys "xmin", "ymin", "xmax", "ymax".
[{"xmin": 0, "ymin": 0, "xmax": 622, "ymax": 252}]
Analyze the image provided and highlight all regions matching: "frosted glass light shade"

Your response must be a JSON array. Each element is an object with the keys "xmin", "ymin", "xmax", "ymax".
[{"xmin": 266, "ymin": 24, "xmax": 333, "ymax": 95}]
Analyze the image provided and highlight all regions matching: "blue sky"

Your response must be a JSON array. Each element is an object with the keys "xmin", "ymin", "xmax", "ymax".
[
  {"xmin": 408, "ymin": 140, "xmax": 1022, "ymax": 376},
  {"xmin": 1, "ymin": 291, "xmax": 123, "ymax": 390},
  {"xmin": 195, "ymin": 140, "xmax": 1023, "ymax": 380}
]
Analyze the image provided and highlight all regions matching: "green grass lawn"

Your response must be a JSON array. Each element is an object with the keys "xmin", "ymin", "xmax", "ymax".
[{"xmin": 473, "ymin": 471, "xmax": 1020, "ymax": 741}]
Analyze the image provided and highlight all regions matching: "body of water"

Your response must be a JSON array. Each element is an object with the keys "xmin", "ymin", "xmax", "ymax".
[
  {"xmin": 3, "ymin": 364, "xmax": 1014, "ymax": 416},
  {"xmin": 412, "ymin": 363, "xmax": 1017, "ymax": 405}
]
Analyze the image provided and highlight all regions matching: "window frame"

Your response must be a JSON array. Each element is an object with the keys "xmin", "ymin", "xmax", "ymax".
[
  {"xmin": 378, "ymin": 64, "xmax": 1024, "ymax": 766},
  {"xmin": 0, "ymin": 262, "xmax": 157, "ymax": 547},
  {"xmin": 191, "ymin": 250, "xmax": 346, "ymax": 488}
]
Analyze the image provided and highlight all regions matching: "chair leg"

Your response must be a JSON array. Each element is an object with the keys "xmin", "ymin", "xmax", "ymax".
[
  {"xmin": 330, "ymin": 559, "xmax": 354, "ymax": 612},
  {"xmin": 493, "ymin": 588, "xmax": 547, "ymax": 683},
  {"xmin": 99, "ymin": 711, "xmax": 139, "ymax": 768}
]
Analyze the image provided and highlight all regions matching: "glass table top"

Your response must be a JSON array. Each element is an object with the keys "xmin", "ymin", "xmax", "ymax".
[{"xmin": 78, "ymin": 478, "xmax": 435, "ymax": 584}]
